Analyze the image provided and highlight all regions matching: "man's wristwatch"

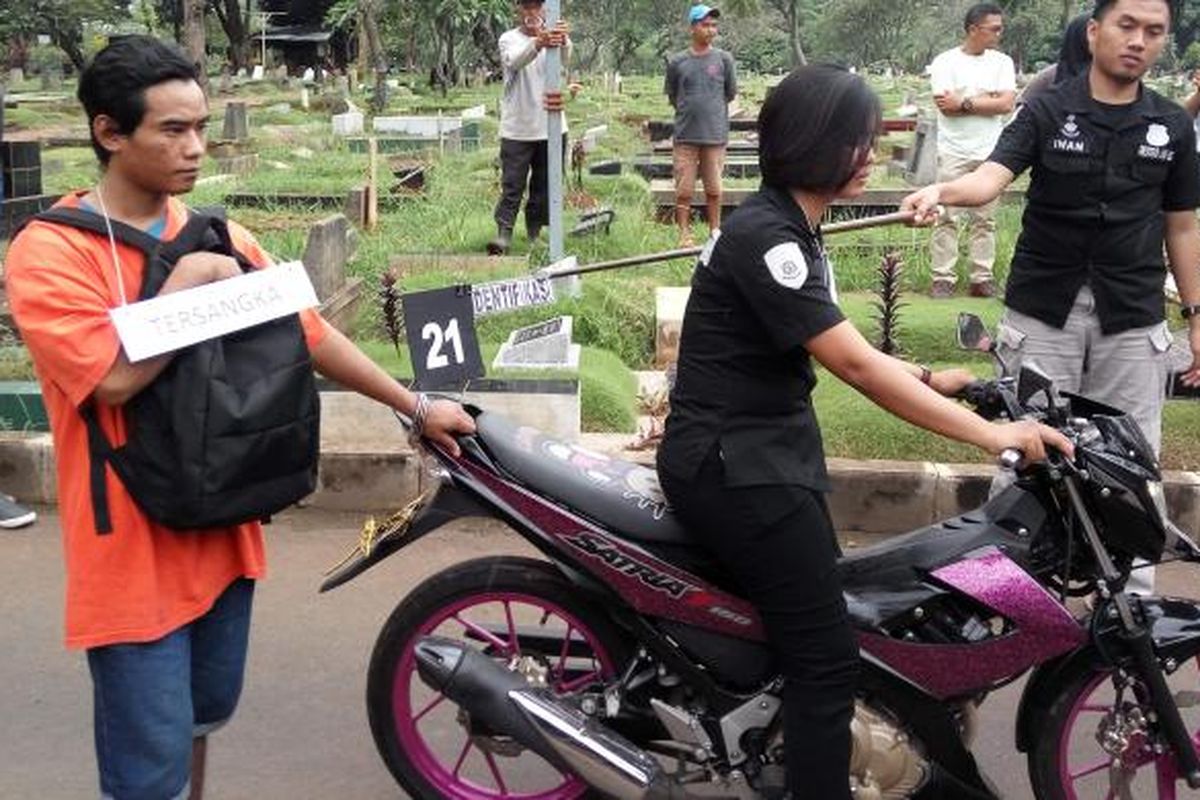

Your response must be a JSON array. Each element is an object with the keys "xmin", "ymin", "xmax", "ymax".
[
  {"xmin": 961, "ymin": 97, "xmax": 975, "ymax": 113},
  {"xmin": 1181, "ymin": 304, "xmax": 1200, "ymax": 320}
]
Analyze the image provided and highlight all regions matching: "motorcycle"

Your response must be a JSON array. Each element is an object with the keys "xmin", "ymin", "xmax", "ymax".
[{"xmin": 321, "ymin": 312, "xmax": 1200, "ymax": 800}]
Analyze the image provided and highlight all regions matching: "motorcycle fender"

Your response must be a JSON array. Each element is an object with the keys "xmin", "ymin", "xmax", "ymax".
[
  {"xmin": 318, "ymin": 482, "xmax": 497, "ymax": 592},
  {"xmin": 1015, "ymin": 596, "xmax": 1200, "ymax": 752}
]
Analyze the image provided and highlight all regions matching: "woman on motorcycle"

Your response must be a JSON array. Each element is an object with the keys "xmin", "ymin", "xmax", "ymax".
[{"xmin": 656, "ymin": 64, "xmax": 1073, "ymax": 800}]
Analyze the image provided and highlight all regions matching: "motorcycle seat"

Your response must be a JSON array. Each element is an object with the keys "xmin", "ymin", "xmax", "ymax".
[{"xmin": 472, "ymin": 410, "xmax": 692, "ymax": 546}]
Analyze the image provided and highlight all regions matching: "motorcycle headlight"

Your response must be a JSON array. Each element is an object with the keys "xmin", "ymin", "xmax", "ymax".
[{"xmin": 1146, "ymin": 480, "xmax": 1169, "ymax": 526}]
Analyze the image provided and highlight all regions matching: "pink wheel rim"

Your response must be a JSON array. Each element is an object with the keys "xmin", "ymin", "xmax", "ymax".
[
  {"xmin": 1056, "ymin": 661, "xmax": 1200, "ymax": 800},
  {"xmin": 392, "ymin": 591, "xmax": 616, "ymax": 800}
]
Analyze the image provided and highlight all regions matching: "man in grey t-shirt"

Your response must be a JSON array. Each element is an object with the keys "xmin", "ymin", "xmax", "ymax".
[{"xmin": 665, "ymin": 4, "xmax": 737, "ymax": 247}]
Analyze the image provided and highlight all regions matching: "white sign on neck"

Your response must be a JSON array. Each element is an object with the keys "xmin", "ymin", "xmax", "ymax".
[{"xmin": 109, "ymin": 261, "xmax": 319, "ymax": 362}]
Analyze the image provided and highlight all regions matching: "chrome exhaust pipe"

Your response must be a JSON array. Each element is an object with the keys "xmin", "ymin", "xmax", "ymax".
[{"xmin": 414, "ymin": 636, "xmax": 679, "ymax": 800}]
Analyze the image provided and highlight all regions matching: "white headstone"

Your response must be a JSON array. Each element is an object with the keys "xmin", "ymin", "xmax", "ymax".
[
  {"xmin": 302, "ymin": 67, "xmax": 315, "ymax": 82},
  {"xmin": 582, "ymin": 125, "xmax": 607, "ymax": 153},
  {"xmin": 461, "ymin": 104, "xmax": 487, "ymax": 119},
  {"xmin": 373, "ymin": 115, "xmax": 463, "ymax": 136},
  {"xmin": 614, "ymin": 71, "xmax": 623, "ymax": 94},
  {"xmin": 493, "ymin": 317, "xmax": 580, "ymax": 370},
  {"xmin": 252, "ymin": 65, "xmax": 265, "ymax": 81},
  {"xmin": 332, "ymin": 110, "xmax": 364, "ymax": 136},
  {"xmin": 300, "ymin": 87, "xmax": 310, "ymax": 110}
]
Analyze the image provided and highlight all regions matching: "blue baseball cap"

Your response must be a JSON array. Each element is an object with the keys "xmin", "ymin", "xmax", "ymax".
[{"xmin": 688, "ymin": 4, "xmax": 720, "ymax": 24}]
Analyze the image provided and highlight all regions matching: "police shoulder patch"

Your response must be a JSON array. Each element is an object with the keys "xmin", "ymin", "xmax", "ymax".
[
  {"xmin": 762, "ymin": 241, "xmax": 808, "ymax": 289},
  {"xmin": 698, "ymin": 229, "xmax": 722, "ymax": 266}
]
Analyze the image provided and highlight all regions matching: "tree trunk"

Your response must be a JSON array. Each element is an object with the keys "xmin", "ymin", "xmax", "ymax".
[
  {"xmin": 214, "ymin": 0, "xmax": 250, "ymax": 72},
  {"xmin": 359, "ymin": 0, "xmax": 387, "ymax": 113},
  {"xmin": 182, "ymin": 0, "xmax": 208, "ymax": 92},
  {"xmin": 47, "ymin": 21, "xmax": 87, "ymax": 73},
  {"xmin": 788, "ymin": 2, "xmax": 807, "ymax": 67}
]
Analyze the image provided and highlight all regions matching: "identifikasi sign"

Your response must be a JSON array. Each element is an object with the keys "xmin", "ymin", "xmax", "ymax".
[
  {"xmin": 472, "ymin": 275, "xmax": 556, "ymax": 317},
  {"xmin": 109, "ymin": 261, "xmax": 319, "ymax": 362}
]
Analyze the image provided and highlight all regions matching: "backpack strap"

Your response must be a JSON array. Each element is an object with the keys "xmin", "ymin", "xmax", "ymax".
[
  {"xmin": 29, "ymin": 208, "xmax": 165, "ymax": 535},
  {"xmin": 79, "ymin": 402, "xmax": 114, "ymax": 535},
  {"xmin": 32, "ymin": 207, "xmax": 162, "ymax": 258}
]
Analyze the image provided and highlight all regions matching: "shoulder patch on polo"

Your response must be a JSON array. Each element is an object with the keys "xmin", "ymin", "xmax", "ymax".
[
  {"xmin": 698, "ymin": 229, "xmax": 721, "ymax": 266},
  {"xmin": 762, "ymin": 241, "xmax": 808, "ymax": 289}
]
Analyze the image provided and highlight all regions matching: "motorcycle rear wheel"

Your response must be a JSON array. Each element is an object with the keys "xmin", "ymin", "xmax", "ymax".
[
  {"xmin": 367, "ymin": 555, "xmax": 629, "ymax": 800},
  {"xmin": 1028, "ymin": 655, "xmax": 1200, "ymax": 800}
]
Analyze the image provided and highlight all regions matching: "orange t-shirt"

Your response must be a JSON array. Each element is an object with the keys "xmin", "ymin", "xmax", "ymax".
[{"xmin": 5, "ymin": 192, "xmax": 330, "ymax": 649}]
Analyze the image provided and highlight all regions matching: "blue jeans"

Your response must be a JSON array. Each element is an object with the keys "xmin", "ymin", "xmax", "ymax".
[{"xmin": 87, "ymin": 578, "xmax": 255, "ymax": 800}]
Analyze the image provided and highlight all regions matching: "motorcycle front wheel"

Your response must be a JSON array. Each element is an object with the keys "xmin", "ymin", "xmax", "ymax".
[
  {"xmin": 366, "ymin": 555, "xmax": 629, "ymax": 800},
  {"xmin": 1028, "ymin": 654, "xmax": 1200, "ymax": 799}
]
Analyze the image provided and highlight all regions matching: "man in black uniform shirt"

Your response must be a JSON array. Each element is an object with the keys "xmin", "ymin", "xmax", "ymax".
[{"xmin": 904, "ymin": 0, "xmax": 1200, "ymax": 458}]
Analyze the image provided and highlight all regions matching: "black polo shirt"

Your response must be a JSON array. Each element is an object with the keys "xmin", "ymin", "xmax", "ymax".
[
  {"xmin": 989, "ymin": 73, "xmax": 1200, "ymax": 334},
  {"xmin": 657, "ymin": 185, "xmax": 845, "ymax": 491}
]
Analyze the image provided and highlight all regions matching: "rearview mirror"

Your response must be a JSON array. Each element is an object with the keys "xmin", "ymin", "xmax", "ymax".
[{"xmin": 956, "ymin": 313, "xmax": 992, "ymax": 353}]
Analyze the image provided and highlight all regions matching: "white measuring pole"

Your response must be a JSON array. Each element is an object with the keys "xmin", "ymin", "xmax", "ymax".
[{"xmin": 544, "ymin": 0, "xmax": 564, "ymax": 262}]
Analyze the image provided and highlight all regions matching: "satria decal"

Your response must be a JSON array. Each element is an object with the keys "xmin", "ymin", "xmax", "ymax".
[{"xmin": 563, "ymin": 531, "xmax": 696, "ymax": 599}]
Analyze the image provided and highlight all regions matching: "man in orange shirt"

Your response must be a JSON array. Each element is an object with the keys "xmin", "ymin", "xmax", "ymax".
[{"xmin": 5, "ymin": 36, "xmax": 474, "ymax": 800}]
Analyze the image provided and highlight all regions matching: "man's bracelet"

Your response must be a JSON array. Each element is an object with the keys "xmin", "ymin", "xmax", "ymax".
[
  {"xmin": 919, "ymin": 365, "xmax": 933, "ymax": 385},
  {"xmin": 412, "ymin": 392, "xmax": 432, "ymax": 436},
  {"xmin": 961, "ymin": 97, "xmax": 975, "ymax": 114},
  {"xmin": 1181, "ymin": 304, "xmax": 1200, "ymax": 320}
]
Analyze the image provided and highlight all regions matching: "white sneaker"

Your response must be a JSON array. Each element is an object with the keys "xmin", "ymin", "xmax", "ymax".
[{"xmin": 0, "ymin": 494, "xmax": 36, "ymax": 529}]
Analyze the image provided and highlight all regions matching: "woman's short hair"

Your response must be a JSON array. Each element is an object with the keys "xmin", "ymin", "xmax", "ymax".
[{"xmin": 757, "ymin": 64, "xmax": 881, "ymax": 193}]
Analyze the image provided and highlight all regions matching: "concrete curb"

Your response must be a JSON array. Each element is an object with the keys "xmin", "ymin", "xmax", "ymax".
[{"xmin": 5, "ymin": 429, "xmax": 1200, "ymax": 536}]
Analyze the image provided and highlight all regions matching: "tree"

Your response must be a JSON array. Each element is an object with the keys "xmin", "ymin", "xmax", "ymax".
[
  {"xmin": 209, "ymin": 0, "xmax": 253, "ymax": 72},
  {"xmin": 182, "ymin": 0, "xmax": 208, "ymax": 91},
  {"xmin": 764, "ymin": 0, "xmax": 809, "ymax": 66},
  {"xmin": 0, "ymin": 0, "xmax": 125, "ymax": 72}
]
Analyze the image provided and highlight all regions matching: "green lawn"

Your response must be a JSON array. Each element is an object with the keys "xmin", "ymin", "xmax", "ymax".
[{"xmin": 8, "ymin": 73, "xmax": 1200, "ymax": 468}]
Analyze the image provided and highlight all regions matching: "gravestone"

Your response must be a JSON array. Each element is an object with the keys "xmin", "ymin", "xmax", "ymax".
[
  {"xmin": 2, "ymin": 141, "xmax": 43, "ymax": 199},
  {"xmin": 461, "ymin": 104, "xmax": 487, "ymax": 120},
  {"xmin": 334, "ymin": 75, "xmax": 350, "ymax": 97},
  {"xmin": 493, "ymin": 316, "xmax": 580, "ymax": 370},
  {"xmin": 582, "ymin": 125, "xmax": 607, "ymax": 153},
  {"xmin": 300, "ymin": 88, "xmax": 310, "ymax": 110},
  {"xmin": 8, "ymin": 68, "xmax": 24, "ymax": 85},
  {"xmin": 251, "ymin": 65, "xmax": 265, "ymax": 81},
  {"xmin": 904, "ymin": 117, "xmax": 938, "ymax": 186},
  {"xmin": 222, "ymin": 102, "xmax": 250, "ymax": 141},
  {"xmin": 300, "ymin": 214, "xmax": 363, "ymax": 333},
  {"xmin": 302, "ymin": 67, "xmax": 315, "ymax": 83},
  {"xmin": 332, "ymin": 110, "xmax": 364, "ymax": 136},
  {"xmin": 655, "ymin": 287, "xmax": 690, "ymax": 366}
]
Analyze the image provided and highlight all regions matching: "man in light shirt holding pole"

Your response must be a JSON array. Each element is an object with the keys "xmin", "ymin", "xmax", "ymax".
[
  {"xmin": 927, "ymin": 2, "xmax": 1016, "ymax": 299},
  {"xmin": 488, "ymin": 0, "xmax": 570, "ymax": 256}
]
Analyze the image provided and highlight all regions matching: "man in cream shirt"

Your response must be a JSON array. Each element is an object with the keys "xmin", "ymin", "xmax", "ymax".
[{"xmin": 927, "ymin": 1, "xmax": 1016, "ymax": 298}]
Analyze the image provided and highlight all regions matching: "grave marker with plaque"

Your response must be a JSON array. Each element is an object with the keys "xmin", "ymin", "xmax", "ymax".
[{"xmin": 493, "ymin": 316, "xmax": 580, "ymax": 370}]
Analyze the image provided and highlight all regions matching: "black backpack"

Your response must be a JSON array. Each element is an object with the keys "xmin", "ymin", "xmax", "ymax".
[{"xmin": 29, "ymin": 206, "xmax": 320, "ymax": 533}]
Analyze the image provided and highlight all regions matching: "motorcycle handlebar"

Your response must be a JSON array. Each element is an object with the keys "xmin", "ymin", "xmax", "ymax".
[{"xmin": 998, "ymin": 448, "xmax": 1024, "ymax": 471}]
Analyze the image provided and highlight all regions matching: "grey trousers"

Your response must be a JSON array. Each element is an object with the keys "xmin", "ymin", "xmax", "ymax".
[{"xmin": 994, "ymin": 286, "xmax": 1172, "ymax": 593}]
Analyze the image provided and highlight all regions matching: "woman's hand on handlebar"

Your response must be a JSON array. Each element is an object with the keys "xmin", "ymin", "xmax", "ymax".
[
  {"xmin": 985, "ymin": 419, "xmax": 1074, "ymax": 464},
  {"xmin": 928, "ymin": 368, "xmax": 976, "ymax": 398},
  {"xmin": 424, "ymin": 400, "xmax": 476, "ymax": 457}
]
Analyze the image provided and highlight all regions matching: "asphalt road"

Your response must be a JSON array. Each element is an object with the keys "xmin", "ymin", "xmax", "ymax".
[{"xmin": 3, "ymin": 508, "xmax": 1199, "ymax": 799}]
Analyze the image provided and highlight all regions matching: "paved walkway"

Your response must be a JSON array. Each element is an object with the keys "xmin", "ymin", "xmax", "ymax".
[{"xmin": 4, "ymin": 508, "xmax": 1200, "ymax": 799}]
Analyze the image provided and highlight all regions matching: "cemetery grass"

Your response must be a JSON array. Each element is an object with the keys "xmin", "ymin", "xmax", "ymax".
[{"xmin": 11, "ymin": 74, "xmax": 1200, "ymax": 465}]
